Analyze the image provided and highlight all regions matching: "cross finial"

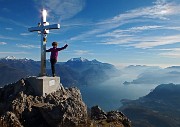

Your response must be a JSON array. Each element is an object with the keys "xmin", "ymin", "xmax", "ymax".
[{"xmin": 42, "ymin": 9, "xmax": 47, "ymax": 22}]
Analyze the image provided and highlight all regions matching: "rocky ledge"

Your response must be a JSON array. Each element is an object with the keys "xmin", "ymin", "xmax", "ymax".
[
  {"xmin": 90, "ymin": 106, "xmax": 131, "ymax": 127},
  {"xmin": 0, "ymin": 78, "xmax": 131, "ymax": 127}
]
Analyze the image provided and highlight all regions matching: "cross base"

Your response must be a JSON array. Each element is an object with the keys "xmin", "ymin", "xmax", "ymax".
[{"xmin": 27, "ymin": 76, "xmax": 61, "ymax": 96}]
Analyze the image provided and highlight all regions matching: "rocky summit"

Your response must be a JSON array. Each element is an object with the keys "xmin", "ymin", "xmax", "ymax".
[
  {"xmin": 0, "ymin": 78, "xmax": 87, "ymax": 127},
  {"xmin": 0, "ymin": 78, "xmax": 131, "ymax": 127}
]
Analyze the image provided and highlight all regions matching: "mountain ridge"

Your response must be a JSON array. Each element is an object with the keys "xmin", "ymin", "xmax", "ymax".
[
  {"xmin": 0, "ymin": 57, "xmax": 120, "ymax": 87},
  {"xmin": 120, "ymin": 83, "xmax": 180, "ymax": 127}
]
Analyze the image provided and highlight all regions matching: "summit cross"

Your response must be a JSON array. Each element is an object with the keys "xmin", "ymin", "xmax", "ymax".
[{"xmin": 28, "ymin": 9, "xmax": 60, "ymax": 76}]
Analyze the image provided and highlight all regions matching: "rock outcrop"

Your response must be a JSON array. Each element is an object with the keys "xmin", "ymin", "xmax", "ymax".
[
  {"xmin": 91, "ymin": 106, "xmax": 131, "ymax": 127},
  {"xmin": 0, "ymin": 78, "xmax": 87, "ymax": 127},
  {"xmin": 0, "ymin": 78, "xmax": 131, "ymax": 127}
]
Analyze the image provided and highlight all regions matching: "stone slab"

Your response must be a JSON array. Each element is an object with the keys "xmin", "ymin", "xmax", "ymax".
[{"xmin": 27, "ymin": 76, "xmax": 60, "ymax": 96}]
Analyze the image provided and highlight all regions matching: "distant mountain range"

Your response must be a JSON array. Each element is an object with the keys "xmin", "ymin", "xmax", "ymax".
[
  {"xmin": 0, "ymin": 56, "xmax": 120, "ymax": 87},
  {"xmin": 2, "ymin": 56, "xmax": 180, "ymax": 87},
  {"xmin": 0, "ymin": 57, "xmax": 40, "ymax": 86},
  {"xmin": 120, "ymin": 83, "xmax": 180, "ymax": 127},
  {"xmin": 123, "ymin": 65, "xmax": 180, "ymax": 85}
]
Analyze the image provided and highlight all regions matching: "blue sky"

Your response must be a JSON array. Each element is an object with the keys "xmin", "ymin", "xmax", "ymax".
[{"xmin": 1, "ymin": 0, "xmax": 180, "ymax": 67}]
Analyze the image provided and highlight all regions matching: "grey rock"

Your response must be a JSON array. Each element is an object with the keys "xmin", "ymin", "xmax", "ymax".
[
  {"xmin": 0, "ymin": 77, "xmax": 88, "ymax": 127},
  {"xmin": 0, "ymin": 111, "xmax": 22, "ymax": 127},
  {"xmin": 91, "ymin": 106, "xmax": 131, "ymax": 127},
  {"xmin": 91, "ymin": 105, "xmax": 107, "ymax": 120},
  {"xmin": 107, "ymin": 111, "xmax": 131, "ymax": 127}
]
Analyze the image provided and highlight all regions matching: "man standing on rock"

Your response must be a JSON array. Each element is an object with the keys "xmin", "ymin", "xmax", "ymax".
[{"xmin": 46, "ymin": 42, "xmax": 68, "ymax": 77}]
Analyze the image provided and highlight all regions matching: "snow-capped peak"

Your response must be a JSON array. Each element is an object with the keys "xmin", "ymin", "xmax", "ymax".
[
  {"xmin": 68, "ymin": 57, "xmax": 88, "ymax": 62},
  {"xmin": 22, "ymin": 58, "xmax": 30, "ymax": 60},
  {"xmin": 4, "ymin": 56, "xmax": 16, "ymax": 60},
  {"xmin": 0, "ymin": 56, "xmax": 32, "ymax": 61}
]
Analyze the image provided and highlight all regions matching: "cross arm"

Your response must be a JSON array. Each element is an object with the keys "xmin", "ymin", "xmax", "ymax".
[
  {"xmin": 28, "ymin": 26, "xmax": 41, "ymax": 32},
  {"xmin": 43, "ymin": 24, "xmax": 60, "ymax": 30},
  {"xmin": 28, "ymin": 24, "xmax": 60, "ymax": 32}
]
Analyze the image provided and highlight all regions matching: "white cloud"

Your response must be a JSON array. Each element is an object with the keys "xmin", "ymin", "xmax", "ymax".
[
  {"xmin": 20, "ymin": 33, "xmax": 33, "ymax": 36},
  {"xmin": 70, "ymin": 28, "xmax": 103, "ymax": 41},
  {"xmin": 160, "ymin": 52, "xmax": 180, "ymax": 58},
  {"xmin": 97, "ymin": 25, "xmax": 162, "ymax": 39},
  {"xmin": 129, "ymin": 25, "xmax": 162, "ymax": 31},
  {"xmin": 98, "ymin": 0, "xmax": 175, "ymax": 25},
  {"xmin": 2, "ymin": 8, "xmax": 10, "ymax": 13},
  {"xmin": 93, "ymin": 0, "xmax": 180, "ymax": 49},
  {"xmin": 5, "ymin": 28, "xmax": 13, "ymax": 30},
  {"xmin": 0, "ymin": 16, "xmax": 29, "ymax": 28},
  {"xmin": 102, "ymin": 38, "xmax": 135, "ymax": 45},
  {"xmin": 36, "ymin": 0, "xmax": 85, "ymax": 21},
  {"xmin": 99, "ymin": 34, "xmax": 180, "ymax": 49},
  {"xmin": 69, "ymin": 0, "xmax": 180, "ymax": 42},
  {"xmin": 0, "ymin": 35, "xmax": 19, "ymax": 40},
  {"xmin": 159, "ymin": 48, "xmax": 180, "ymax": 58},
  {"xmin": 128, "ymin": 35, "xmax": 180, "ymax": 49},
  {"xmin": 16, "ymin": 44, "xmax": 40, "ymax": 49},
  {"xmin": 159, "ymin": 48, "xmax": 180, "ymax": 51},
  {"xmin": 0, "ymin": 42, "xmax": 7, "ymax": 45}
]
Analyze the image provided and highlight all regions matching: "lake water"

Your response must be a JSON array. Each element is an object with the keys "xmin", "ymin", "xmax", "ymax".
[{"xmin": 78, "ymin": 76, "xmax": 158, "ymax": 111}]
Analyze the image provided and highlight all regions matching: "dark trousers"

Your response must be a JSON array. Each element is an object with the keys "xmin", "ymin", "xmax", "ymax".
[{"xmin": 50, "ymin": 58, "xmax": 57, "ymax": 76}]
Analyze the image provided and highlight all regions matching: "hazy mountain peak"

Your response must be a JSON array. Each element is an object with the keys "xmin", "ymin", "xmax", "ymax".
[
  {"xmin": 156, "ymin": 83, "xmax": 176, "ymax": 89},
  {"xmin": 150, "ymin": 83, "xmax": 179, "ymax": 93},
  {"xmin": 68, "ymin": 57, "xmax": 89, "ymax": 62},
  {"xmin": 4, "ymin": 56, "xmax": 16, "ymax": 60},
  {"xmin": 166, "ymin": 66, "xmax": 180, "ymax": 69},
  {"xmin": 21, "ymin": 58, "xmax": 30, "ymax": 61},
  {"xmin": 92, "ymin": 59, "xmax": 100, "ymax": 63}
]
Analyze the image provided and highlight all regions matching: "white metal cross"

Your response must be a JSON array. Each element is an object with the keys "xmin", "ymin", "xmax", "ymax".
[{"xmin": 28, "ymin": 9, "xmax": 60, "ymax": 76}]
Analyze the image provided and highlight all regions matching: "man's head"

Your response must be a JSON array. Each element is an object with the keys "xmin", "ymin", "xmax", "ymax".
[{"xmin": 52, "ymin": 42, "xmax": 58, "ymax": 48}]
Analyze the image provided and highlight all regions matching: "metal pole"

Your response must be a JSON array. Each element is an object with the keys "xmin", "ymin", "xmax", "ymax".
[
  {"xmin": 40, "ymin": 9, "xmax": 47, "ymax": 76},
  {"xmin": 40, "ymin": 34, "xmax": 46, "ymax": 76}
]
